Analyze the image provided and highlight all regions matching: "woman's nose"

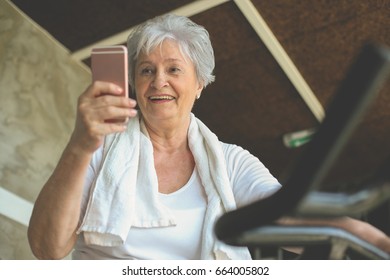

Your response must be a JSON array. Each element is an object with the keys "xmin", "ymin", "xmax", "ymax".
[{"xmin": 151, "ymin": 71, "xmax": 169, "ymax": 89}]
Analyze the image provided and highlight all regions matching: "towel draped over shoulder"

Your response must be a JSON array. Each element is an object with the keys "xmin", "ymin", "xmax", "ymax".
[{"xmin": 77, "ymin": 113, "xmax": 251, "ymax": 259}]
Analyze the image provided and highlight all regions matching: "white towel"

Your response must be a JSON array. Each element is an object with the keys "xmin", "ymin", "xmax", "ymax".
[
  {"xmin": 77, "ymin": 113, "xmax": 251, "ymax": 259},
  {"xmin": 187, "ymin": 115, "xmax": 251, "ymax": 259},
  {"xmin": 77, "ymin": 115, "xmax": 175, "ymax": 246}
]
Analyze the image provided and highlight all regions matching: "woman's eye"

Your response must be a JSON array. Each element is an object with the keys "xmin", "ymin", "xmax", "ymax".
[
  {"xmin": 169, "ymin": 67, "xmax": 181, "ymax": 73},
  {"xmin": 140, "ymin": 68, "xmax": 153, "ymax": 75}
]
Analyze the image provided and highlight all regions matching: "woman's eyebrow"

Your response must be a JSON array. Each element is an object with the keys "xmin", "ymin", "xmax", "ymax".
[{"xmin": 136, "ymin": 60, "xmax": 152, "ymax": 67}]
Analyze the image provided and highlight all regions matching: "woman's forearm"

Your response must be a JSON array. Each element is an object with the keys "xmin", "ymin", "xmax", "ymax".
[
  {"xmin": 277, "ymin": 216, "xmax": 390, "ymax": 253},
  {"xmin": 27, "ymin": 82, "xmax": 136, "ymax": 259},
  {"xmin": 27, "ymin": 142, "xmax": 92, "ymax": 259}
]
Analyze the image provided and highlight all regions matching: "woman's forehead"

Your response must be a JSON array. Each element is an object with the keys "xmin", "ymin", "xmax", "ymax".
[{"xmin": 137, "ymin": 40, "xmax": 192, "ymax": 65}]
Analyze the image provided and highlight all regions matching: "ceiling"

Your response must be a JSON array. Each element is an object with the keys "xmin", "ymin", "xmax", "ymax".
[{"xmin": 10, "ymin": 0, "xmax": 390, "ymax": 190}]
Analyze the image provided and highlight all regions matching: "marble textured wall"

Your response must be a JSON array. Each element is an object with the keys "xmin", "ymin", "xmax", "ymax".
[{"xmin": 0, "ymin": 1, "xmax": 91, "ymax": 259}]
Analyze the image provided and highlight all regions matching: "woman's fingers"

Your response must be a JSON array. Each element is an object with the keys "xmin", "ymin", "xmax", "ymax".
[
  {"xmin": 93, "ymin": 94, "xmax": 137, "ymax": 118},
  {"xmin": 70, "ymin": 82, "xmax": 137, "ymax": 154},
  {"xmin": 79, "ymin": 81, "xmax": 137, "ymax": 123},
  {"xmin": 86, "ymin": 80, "xmax": 125, "ymax": 98}
]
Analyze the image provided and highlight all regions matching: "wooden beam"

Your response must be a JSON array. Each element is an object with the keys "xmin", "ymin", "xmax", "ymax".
[
  {"xmin": 234, "ymin": 0, "xmax": 325, "ymax": 122},
  {"xmin": 71, "ymin": 0, "xmax": 230, "ymax": 61}
]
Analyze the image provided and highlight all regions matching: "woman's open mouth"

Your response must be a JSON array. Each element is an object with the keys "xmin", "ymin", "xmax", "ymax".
[{"xmin": 148, "ymin": 95, "xmax": 175, "ymax": 102}]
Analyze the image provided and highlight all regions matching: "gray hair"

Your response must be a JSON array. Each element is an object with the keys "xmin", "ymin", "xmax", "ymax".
[{"xmin": 127, "ymin": 14, "xmax": 215, "ymax": 91}]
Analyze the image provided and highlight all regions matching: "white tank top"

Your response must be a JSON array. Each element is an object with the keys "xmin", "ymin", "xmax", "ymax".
[
  {"xmin": 123, "ymin": 168, "xmax": 207, "ymax": 259},
  {"xmin": 73, "ymin": 168, "xmax": 207, "ymax": 260}
]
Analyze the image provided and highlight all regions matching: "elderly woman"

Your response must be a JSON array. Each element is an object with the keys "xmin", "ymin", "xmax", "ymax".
[{"xmin": 28, "ymin": 14, "xmax": 390, "ymax": 260}]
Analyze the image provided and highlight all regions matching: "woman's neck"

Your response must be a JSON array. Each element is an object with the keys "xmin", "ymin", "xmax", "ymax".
[{"xmin": 142, "ymin": 114, "xmax": 191, "ymax": 153}]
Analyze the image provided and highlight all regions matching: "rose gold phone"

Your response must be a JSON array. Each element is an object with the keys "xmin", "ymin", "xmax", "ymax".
[{"xmin": 91, "ymin": 45, "xmax": 128, "ymax": 97}]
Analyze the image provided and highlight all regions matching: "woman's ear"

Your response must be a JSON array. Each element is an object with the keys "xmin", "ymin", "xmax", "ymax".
[{"xmin": 196, "ymin": 82, "xmax": 203, "ymax": 99}]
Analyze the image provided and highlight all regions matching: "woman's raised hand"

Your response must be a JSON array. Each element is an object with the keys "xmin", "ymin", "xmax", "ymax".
[{"xmin": 69, "ymin": 81, "xmax": 137, "ymax": 154}]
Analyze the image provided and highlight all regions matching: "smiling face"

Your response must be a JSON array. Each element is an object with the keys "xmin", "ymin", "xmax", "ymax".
[{"xmin": 134, "ymin": 40, "xmax": 203, "ymax": 125}]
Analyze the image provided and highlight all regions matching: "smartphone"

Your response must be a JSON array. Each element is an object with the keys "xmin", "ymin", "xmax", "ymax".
[
  {"xmin": 91, "ymin": 45, "xmax": 129, "ymax": 123},
  {"xmin": 91, "ymin": 45, "xmax": 128, "ymax": 97}
]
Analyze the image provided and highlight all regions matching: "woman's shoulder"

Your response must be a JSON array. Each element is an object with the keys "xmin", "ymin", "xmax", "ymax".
[
  {"xmin": 219, "ymin": 140, "xmax": 279, "ymax": 184},
  {"xmin": 219, "ymin": 141, "xmax": 265, "ymax": 172},
  {"xmin": 219, "ymin": 141, "xmax": 254, "ymax": 160},
  {"xmin": 219, "ymin": 141, "xmax": 281, "ymax": 205}
]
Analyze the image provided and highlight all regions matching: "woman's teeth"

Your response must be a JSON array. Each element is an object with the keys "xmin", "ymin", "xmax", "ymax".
[{"xmin": 149, "ymin": 96, "xmax": 174, "ymax": 100}]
